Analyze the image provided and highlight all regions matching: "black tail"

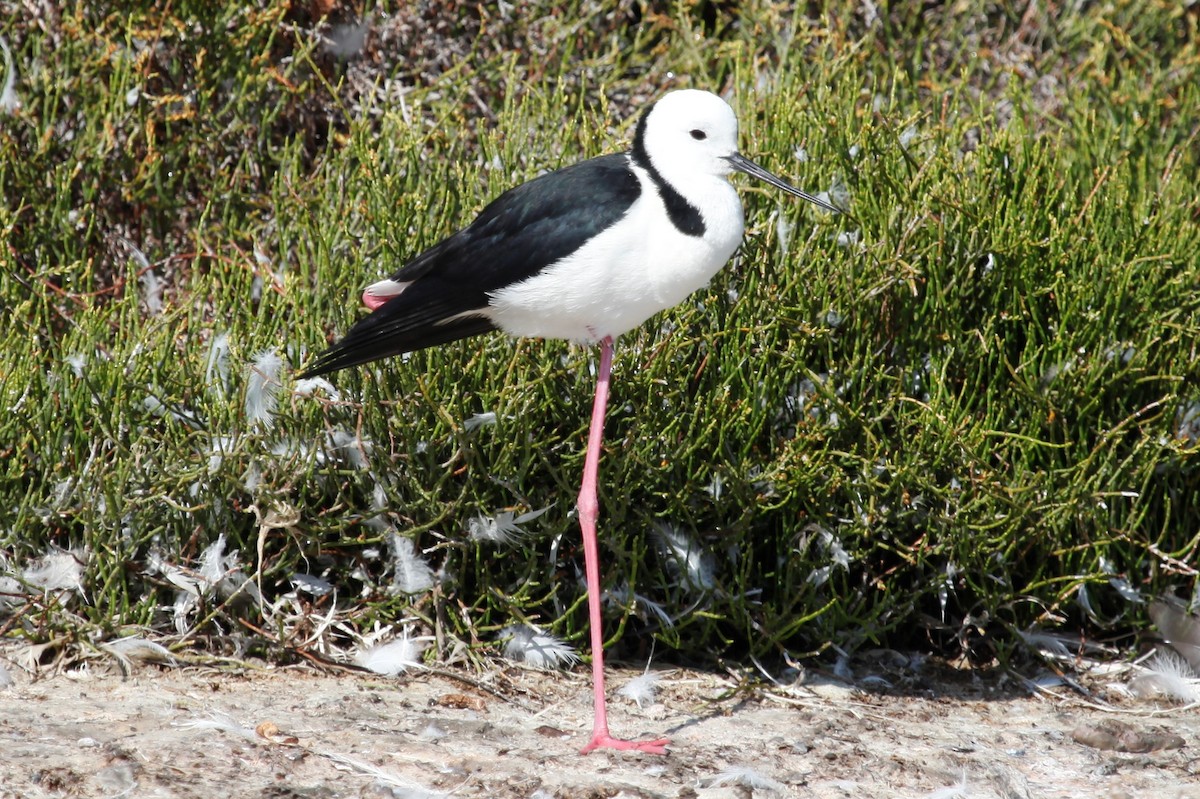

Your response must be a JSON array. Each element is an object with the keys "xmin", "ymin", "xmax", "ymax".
[{"xmin": 299, "ymin": 291, "xmax": 498, "ymax": 379}]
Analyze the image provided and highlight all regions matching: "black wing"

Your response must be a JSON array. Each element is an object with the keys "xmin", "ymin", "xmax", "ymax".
[{"xmin": 300, "ymin": 153, "xmax": 640, "ymax": 378}]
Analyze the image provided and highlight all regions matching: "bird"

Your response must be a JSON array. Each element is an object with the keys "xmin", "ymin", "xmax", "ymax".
[{"xmin": 300, "ymin": 89, "xmax": 840, "ymax": 754}]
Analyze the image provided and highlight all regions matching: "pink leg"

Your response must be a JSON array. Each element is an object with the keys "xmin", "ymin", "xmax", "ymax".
[{"xmin": 577, "ymin": 336, "xmax": 670, "ymax": 756}]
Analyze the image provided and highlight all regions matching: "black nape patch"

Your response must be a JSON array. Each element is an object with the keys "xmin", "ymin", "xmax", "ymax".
[{"xmin": 632, "ymin": 109, "xmax": 707, "ymax": 238}]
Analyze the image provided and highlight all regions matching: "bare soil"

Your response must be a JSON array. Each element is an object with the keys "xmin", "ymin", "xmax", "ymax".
[{"xmin": 1, "ymin": 655, "xmax": 1197, "ymax": 799}]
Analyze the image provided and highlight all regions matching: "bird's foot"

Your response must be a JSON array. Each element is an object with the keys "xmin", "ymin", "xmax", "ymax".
[{"xmin": 580, "ymin": 733, "xmax": 670, "ymax": 755}]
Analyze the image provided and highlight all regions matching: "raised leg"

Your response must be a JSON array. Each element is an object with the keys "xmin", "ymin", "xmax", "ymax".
[{"xmin": 577, "ymin": 336, "xmax": 670, "ymax": 756}]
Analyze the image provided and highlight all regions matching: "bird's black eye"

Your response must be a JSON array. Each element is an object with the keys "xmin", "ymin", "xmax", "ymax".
[{"xmin": 690, "ymin": 129, "xmax": 707, "ymax": 140}]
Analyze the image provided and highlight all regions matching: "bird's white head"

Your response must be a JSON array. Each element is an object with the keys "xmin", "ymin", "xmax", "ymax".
[
  {"xmin": 634, "ymin": 89, "xmax": 741, "ymax": 183},
  {"xmin": 634, "ymin": 89, "xmax": 842, "ymax": 214}
]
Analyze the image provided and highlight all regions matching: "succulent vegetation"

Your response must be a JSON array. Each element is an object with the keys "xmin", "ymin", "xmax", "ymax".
[{"xmin": 2, "ymin": 1, "xmax": 1198, "ymax": 677}]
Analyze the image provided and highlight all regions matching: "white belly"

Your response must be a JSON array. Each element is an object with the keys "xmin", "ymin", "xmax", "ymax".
[{"xmin": 486, "ymin": 180, "xmax": 744, "ymax": 342}]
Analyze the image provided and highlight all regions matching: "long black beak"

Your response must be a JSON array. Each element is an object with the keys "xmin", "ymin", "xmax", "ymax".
[{"xmin": 726, "ymin": 152, "xmax": 843, "ymax": 214}]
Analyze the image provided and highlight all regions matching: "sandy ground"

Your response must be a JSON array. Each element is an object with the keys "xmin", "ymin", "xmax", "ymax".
[{"xmin": 1, "ymin": 652, "xmax": 1197, "ymax": 799}]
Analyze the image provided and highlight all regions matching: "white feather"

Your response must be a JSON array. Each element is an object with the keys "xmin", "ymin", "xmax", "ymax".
[
  {"xmin": 467, "ymin": 505, "xmax": 550, "ymax": 545},
  {"xmin": 654, "ymin": 522, "xmax": 716, "ymax": 592},
  {"xmin": 1077, "ymin": 582, "xmax": 1098, "ymax": 621},
  {"xmin": 198, "ymin": 534, "xmax": 260, "ymax": 603},
  {"xmin": 316, "ymin": 750, "xmax": 446, "ymax": 798},
  {"xmin": 463, "ymin": 411, "xmax": 497, "ymax": 431},
  {"xmin": 704, "ymin": 472, "xmax": 724, "ymax": 500},
  {"xmin": 1130, "ymin": 648, "xmax": 1200, "ymax": 703},
  {"xmin": 0, "ymin": 36, "xmax": 19, "ymax": 114},
  {"xmin": 500, "ymin": 624, "xmax": 578, "ymax": 669},
  {"xmin": 705, "ymin": 765, "xmax": 787, "ymax": 793},
  {"xmin": 23, "ymin": 549, "xmax": 85, "ymax": 595},
  {"xmin": 387, "ymin": 533, "xmax": 434, "ymax": 595},
  {"xmin": 245, "ymin": 350, "xmax": 283, "ymax": 428},
  {"xmin": 356, "ymin": 630, "xmax": 428, "ymax": 676},
  {"xmin": 616, "ymin": 671, "xmax": 660, "ymax": 708},
  {"xmin": 327, "ymin": 429, "xmax": 371, "ymax": 470},
  {"xmin": 138, "ymin": 264, "xmax": 163, "ymax": 314},
  {"xmin": 923, "ymin": 773, "xmax": 969, "ymax": 799},
  {"xmin": 101, "ymin": 637, "xmax": 177, "ymax": 667},
  {"xmin": 290, "ymin": 572, "xmax": 334, "ymax": 597},
  {"xmin": 206, "ymin": 434, "xmax": 236, "ymax": 475},
  {"xmin": 205, "ymin": 332, "xmax": 230, "ymax": 395},
  {"xmin": 293, "ymin": 375, "xmax": 340, "ymax": 399},
  {"xmin": 65, "ymin": 352, "xmax": 87, "ymax": 378},
  {"xmin": 1018, "ymin": 629, "xmax": 1072, "ymax": 659},
  {"xmin": 417, "ymin": 721, "xmax": 449, "ymax": 741},
  {"xmin": 175, "ymin": 711, "xmax": 259, "ymax": 741},
  {"xmin": 1109, "ymin": 574, "xmax": 1144, "ymax": 604},
  {"xmin": 604, "ymin": 581, "xmax": 675, "ymax": 628}
]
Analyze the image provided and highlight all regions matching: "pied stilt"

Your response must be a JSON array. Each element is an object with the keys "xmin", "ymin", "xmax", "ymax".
[{"xmin": 301, "ymin": 89, "xmax": 839, "ymax": 754}]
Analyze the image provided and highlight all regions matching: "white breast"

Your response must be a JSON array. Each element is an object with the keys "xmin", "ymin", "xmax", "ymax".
[{"xmin": 486, "ymin": 168, "xmax": 745, "ymax": 343}]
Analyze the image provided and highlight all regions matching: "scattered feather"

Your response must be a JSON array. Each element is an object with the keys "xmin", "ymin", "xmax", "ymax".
[
  {"xmin": 1176, "ymin": 399, "xmax": 1200, "ymax": 443},
  {"xmin": 604, "ymin": 581, "xmax": 675, "ymax": 628},
  {"xmin": 467, "ymin": 505, "xmax": 550, "ymax": 545},
  {"xmin": 176, "ymin": 711, "xmax": 259, "ymax": 742},
  {"xmin": 137, "ymin": 261, "xmax": 164, "ymax": 314},
  {"xmin": 324, "ymin": 20, "xmax": 369, "ymax": 59},
  {"xmin": 808, "ymin": 565, "xmax": 834, "ymax": 587},
  {"xmin": 0, "ymin": 573, "xmax": 19, "ymax": 614},
  {"xmin": 23, "ymin": 549, "xmax": 86, "ymax": 596},
  {"xmin": 140, "ymin": 388, "xmax": 199, "ymax": 426},
  {"xmin": 327, "ymin": 429, "xmax": 371, "ymax": 470},
  {"xmin": 245, "ymin": 350, "xmax": 283, "ymax": 428},
  {"xmin": 1017, "ymin": 629, "xmax": 1075, "ymax": 660},
  {"xmin": 241, "ymin": 460, "xmax": 262, "ymax": 493},
  {"xmin": 317, "ymin": 750, "xmax": 447, "ymax": 798},
  {"xmin": 0, "ymin": 36, "xmax": 20, "ymax": 114},
  {"xmin": 939, "ymin": 561, "xmax": 961, "ymax": 621},
  {"xmin": 171, "ymin": 590, "xmax": 197, "ymax": 635},
  {"xmin": 704, "ymin": 765, "xmax": 787, "ymax": 794},
  {"xmin": 1130, "ymin": 648, "xmax": 1200, "ymax": 703},
  {"xmin": 1149, "ymin": 596, "xmax": 1200, "ymax": 673},
  {"xmin": 206, "ymin": 434, "xmax": 236, "ymax": 475},
  {"xmin": 463, "ymin": 411, "xmax": 497, "ymax": 431},
  {"xmin": 817, "ymin": 174, "xmax": 852, "ymax": 213},
  {"xmin": 205, "ymin": 332, "xmax": 230, "ymax": 395},
  {"xmin": 293, "ymin": 375, "xmax": 340, "ymax": 399},
  {"xmin": 617, "ymin": 671, "xmax": 661, "ymax": 708},
  {"xmin": 703, "ymin": 472, "xmax": 725, "ymax": 500},
  {"xmin": 654, "ymin": 523, "xmax": 716, "ymax": 593},
  {"xmin": 1108, "ymin": 574, "xmax": 1144, "ymax": 604},
  {"xmin": 387, "ymin": 533, "xmax": 434, "ymax": 595},
  {"xmin": 1077, "ymin": 582, "xmax": 1101, "ymax": 623},
  {"xmin": 198, "ymin": 533, "xmax": 260, "ymax": 603},
  {"xmin": 64, "ymin": 352, "xmax": 87, "ymax": 378},
  {"xmin": 356, "ymin": 630, "xmax": 429, "ymax": 676},
  {"xmin": 817, "ymin": 527, "xmax": 850, "ymax": 570},
  {"xmin": 269, "ymin": 439, "xmax": 312, "ymax": 463},
  {"xmin": 417, "ymin": 721, "xmax": 449, "ymax": 741},
  {"xmin": 366, "ymin": 481, "xmax": 391, "ymax": 531},
  {"xmin": 832, "ymin": 649, "xmax": 853, "ymax": 681},
  {"xmin": 290, "ymin": 572, "xmax": 334, "ymax": 597},
  {"xmin": 500, "ymin": 624, "xmax": 578, "ymax": 669},
  {"xmin": 775, "ymin": 208, "xmax": 793, "ymax": 255},
  {"xmin": 101, "ymin": 637, "xmax": 177, "ymax": 671},
  {"xmin": 146, "ymin": 550, "xmax": 201, "ymax": 596},
  {"xmin": 923, "ymin": 773, "xmax": 969, "ymax": 799}
]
